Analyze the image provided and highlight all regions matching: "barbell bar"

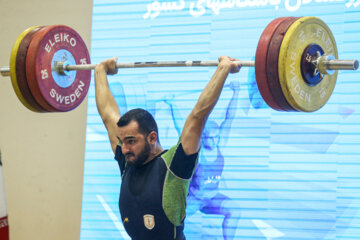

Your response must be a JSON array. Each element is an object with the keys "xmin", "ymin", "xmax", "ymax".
[
  {"xmin": 1, "ymin": 58, "xmax": 357, "ymax": 76},
  {"xmin": 0, "ymin": 16, "xmax": 358, "ymax": 113},
  {"xmin": 59, "ymin": 58, "xmax": 358, "ymax": 72}
]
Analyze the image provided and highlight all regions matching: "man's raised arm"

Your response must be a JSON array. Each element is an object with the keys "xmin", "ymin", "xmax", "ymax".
[
  {"xmin": 94, "ymin": 57, "xmax": 121, "ymax": 154},
  {"xmin": 180, "ymin": 56, "xmax": 241, "ymax": 155}
]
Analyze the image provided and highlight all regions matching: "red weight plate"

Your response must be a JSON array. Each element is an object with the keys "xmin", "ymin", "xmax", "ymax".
[
  {"xmin": 16, "ymin": 26, "xmax": 47, "ymax": 112},
  {"xmin": 26, "ymin": 25, "xmax": 91, "ymax": 112},
  {"xmin": 255, "ymin": 17, "xmax": 288, "ymax": 111},
  {"xmin": 266, "ymin": 17, "xmax": 299, "ymax": 111},
  {"xmin": 26, "ymin": 26, "xmax": 58, "ymax": 112}
]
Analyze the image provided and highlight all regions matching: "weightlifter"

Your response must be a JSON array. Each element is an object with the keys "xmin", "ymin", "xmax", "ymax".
[{"xmin": 94, "ymin": 56, "xmax": 241, "ymax": 240}]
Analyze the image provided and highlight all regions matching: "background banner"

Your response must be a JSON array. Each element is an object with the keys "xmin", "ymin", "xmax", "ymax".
[{"xmin": 81, "ymin": 1, "xmax": 360, "ymax": 239}]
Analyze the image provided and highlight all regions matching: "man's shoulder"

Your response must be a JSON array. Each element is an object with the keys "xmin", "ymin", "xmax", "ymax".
[{"xmin": 160, "ymin": 142, "xmax": 181, "ymax": 163}]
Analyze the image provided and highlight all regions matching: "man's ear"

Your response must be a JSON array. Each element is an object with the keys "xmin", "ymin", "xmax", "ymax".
[{"xmin": 148, "ymin": 131, "xmax": 157, "ymax": 144}]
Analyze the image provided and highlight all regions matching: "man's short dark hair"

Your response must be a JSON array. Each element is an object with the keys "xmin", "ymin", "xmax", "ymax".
[{"xmin": 117, "ymin": 108, "xmax": 159, "ymax": 143}]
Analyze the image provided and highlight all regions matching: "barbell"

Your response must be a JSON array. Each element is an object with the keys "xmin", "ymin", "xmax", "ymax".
[{"xmin": 0, "ymin": 16, "xmax": 358, "ymax": 113}]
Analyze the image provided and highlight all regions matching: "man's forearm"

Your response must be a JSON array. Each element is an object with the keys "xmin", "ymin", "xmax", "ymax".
[
  {"xmin": 94, "ymin": 66, "xmax": 120, "ymax": 122},
  {"xmin": 179, "ymin": 61, "xmax": 233, "ymax": 155},
  {"xmin": 191, "ymin": 62, "xmax": 231, "ymax": 120}
]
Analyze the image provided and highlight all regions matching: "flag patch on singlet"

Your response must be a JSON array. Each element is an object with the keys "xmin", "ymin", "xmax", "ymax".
[{"xmin": 143, "ymin": 214, "xmax": 155, "ymax": 230}]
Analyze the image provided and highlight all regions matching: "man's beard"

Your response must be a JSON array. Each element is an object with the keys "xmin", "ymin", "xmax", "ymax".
[{"xmin": 125, "ymin": 140, "xmax": 151, "ymax": 167}]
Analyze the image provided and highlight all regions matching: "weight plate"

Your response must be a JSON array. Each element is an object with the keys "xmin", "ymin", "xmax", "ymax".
[
  {"xmin": 10, "ymin": 26, "xmax": 45, "ymax": 112},
  {"xmin": 15, "ymin": 26, "xmax": 47, "ymax": 112},
  {"xmin": 278, "ymin": 17, "xmax": 338, "ymax": 112},
  {"xmin": 26, "ymin": 25, "xmax": 91, "ymax": 112},
  {"xmin": 266, "ymin": 17, "xmax": 299, "ymax": 112},
  {"xmin": 255, "ymin": 17, "xmax": 288, "ymax": 111}
]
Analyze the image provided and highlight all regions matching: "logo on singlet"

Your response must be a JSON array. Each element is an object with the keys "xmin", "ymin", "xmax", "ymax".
[{"xmin": 143, "ymin": 214, "xmax": 155, "ymax": 230}]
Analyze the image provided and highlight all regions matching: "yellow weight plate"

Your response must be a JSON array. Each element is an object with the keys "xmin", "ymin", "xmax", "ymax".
[
  {"xmin": 10, "ymin": 26, "xmax": 41, "ymax": 112},
  {"xmin": 278, "ymin": 17, "xmax": 338, "ymax": 112}
]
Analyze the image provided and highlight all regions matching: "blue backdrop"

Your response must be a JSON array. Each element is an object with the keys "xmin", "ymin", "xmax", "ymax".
[{"xmin": 80, "ymin": 1, "xmax": 360, "ymax": 239}]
